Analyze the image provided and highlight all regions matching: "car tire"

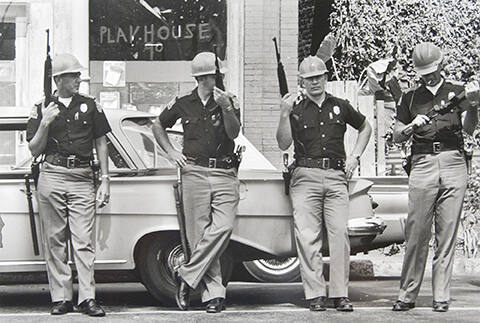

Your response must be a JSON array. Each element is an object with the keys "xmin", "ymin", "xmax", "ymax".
[
  {"xmin": 137, "ymin": 233, "xmax": 233, "ymax": 305},
  {"xmin": 242, "ymin": 257, "xmax": 301, "ymax": 283}
]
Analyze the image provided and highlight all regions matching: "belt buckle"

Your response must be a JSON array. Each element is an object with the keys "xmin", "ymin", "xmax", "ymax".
[
  {"xmin": 322, "ymin": 158, "xmax": 330, "ymax": 169},
  {"xmin": 432, "ymin": 142, "xmax": 441, "ymax": 154},
  {"xmin": 67, "ymin": 155, "xmax": 76, "ymax": 168},
  {"xmin": 208, "ymin": 158, "xmax": 217, "ymax": 168}
]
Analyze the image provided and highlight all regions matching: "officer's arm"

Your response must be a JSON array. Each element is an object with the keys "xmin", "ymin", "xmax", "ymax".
[
  {"xmin": 393, "ymin": 120, "xmax": 411, "ymax": 143},
  {"xmin": 215, "ymin": 89, "xmax": 240, "ymax": 139},
  {"xmin": 276, "ymin": 113, "xmax": 293, "ymax": 151},
  {"xmin": 276, "ymin": 93, "xmax": 295, "ymax": 150},
  {"xmin": 152, "ymin": 120, "xmax": 177, "ymax": 154},
  {"xmin": 351, "ymin": 120, "xmax": 372, "ymax": 157},
  {"xmin": 222, "ymin": 106, "xmax": 241, "ymax": 139},
  {"xmin": 462, "ymin": 80, "xmax": 480, "ymax": 135},
  {"xmin": 28, "ymin": 123, "xmax": 50, "ymax": 158},
  {"xmin": 95, "ymin": 136, "xmax": 109, "ymax": 177},
  {"xmin": 28, "ymin": 103, "xmax": 60, "ymax": 157},
  {"xmin": 462, "ymin": 105, "xmax": 479, "ymax": 135}
]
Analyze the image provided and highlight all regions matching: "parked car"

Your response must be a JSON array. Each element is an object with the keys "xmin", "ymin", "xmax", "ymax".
[{"xmin": 0, "ymin": 107, "xmax": 405, "ymax": 303}]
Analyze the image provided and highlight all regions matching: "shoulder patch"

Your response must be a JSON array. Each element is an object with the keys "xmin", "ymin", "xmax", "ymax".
[
  {"xmin": 79, "ymin": 92, "xmax": 96, "ymax": 100},
  {"xmin": 94, "ymin": 99, "xmax": 104, "ymax": 113},
  {"xmin": 165, "ymin": 96, "xmax": 177, "ymax": 110}
]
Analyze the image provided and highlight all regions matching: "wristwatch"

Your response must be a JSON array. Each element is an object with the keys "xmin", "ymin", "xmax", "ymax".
[{"xmin": 101, "ymin": 174, "xmax": 111, "ymax": 181}]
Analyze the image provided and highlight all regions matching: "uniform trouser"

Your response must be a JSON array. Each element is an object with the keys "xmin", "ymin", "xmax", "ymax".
[
  {"xmin": 177, "ymin": 164, "xmax": 239, "ymax": 302},
  {"xmin": 290, "ymin": 167, "xmax": 350, "ymax": 300},
  {"xmin": 37, "ymin": 162, "xmax": 96, "ymax": 305},
  {"xmin": 398, "ymin": 150, "xmax": 467, "ymax": 303}
]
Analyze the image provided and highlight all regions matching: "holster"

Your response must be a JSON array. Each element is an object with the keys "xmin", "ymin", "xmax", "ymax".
[
  {"xmin": 402, "ymin": 155, "xmax": 412, "ymax": 176},
  {"xmin": 30, "ymin": 159, "xmax": 41, "ymax": 189},
  {"xmin": 465, "ymin": 149, "xmax": 473, "ymax": 175},
  {"xmin": 282, "ymin": 163, "xmax": 295, "ymax": 195}
]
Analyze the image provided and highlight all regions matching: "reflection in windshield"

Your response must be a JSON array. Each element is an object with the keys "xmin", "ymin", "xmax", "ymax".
[{"xmin": 122, "ymin": 118, "xmax": 174, "ymax": 168}]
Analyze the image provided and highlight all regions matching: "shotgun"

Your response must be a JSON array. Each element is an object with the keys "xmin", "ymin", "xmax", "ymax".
[
  {"xmin": 273, "ymin": 37, "xmax": 289, "ymax": 97},
  {"xmin": 213, "ymin": 45, "xmax": 225, "ymax": 91},
  {"xmin": 24, "ymin": 175, "xmax": 40, "ymax": 256},
  {"xmin": 173, "ymin": 168, "xmax": 190, "ymax": 263},
  {"xmin": 44, "ymin": 29, "xmax": 53, "ymax": 106}
]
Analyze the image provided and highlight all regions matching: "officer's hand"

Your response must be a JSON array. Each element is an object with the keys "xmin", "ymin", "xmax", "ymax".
[
  {"xmin": 344, "ymin": 156, "xmax": 359, "ymax": 180},
  {"xmin": 213, "ymin": 87, "xmax": 232, "ymax": 110},
  {"xmin": 168, "ymin": 149, "xmax": 187, "ymax": 168},
  {"xmin": 465, "ymin": 80, "xmax": 480, "ymax": 106},
  {"xmin": 411, "ymin": 114, "xmax": 430, "ymax": 128},
  {"xmin": 280, "ymin": 93, "xmax": 296, "ymax": 117},
  {"xmin": 96, "ymin": 180, "xmax": 110, "ymax": 208},
  {"xmin": 41, "ymin": 102, "xmax": 60, "ymax": 126}
]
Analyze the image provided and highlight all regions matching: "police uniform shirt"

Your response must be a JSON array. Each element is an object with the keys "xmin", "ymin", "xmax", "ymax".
[
  {"xmin": 26, "ymin": 93, "xmax": 112, "ymax": 158},
  {"xmin": 396, "ymin": 81, "xmax": 468, "ymax": 145},
  {"xmin": 290, "ymin": 93, "xmax": 366, "ymax": 159},
  {"xmin": 159, "ymin": 88, "xmax": 241, "ymax": 159}
]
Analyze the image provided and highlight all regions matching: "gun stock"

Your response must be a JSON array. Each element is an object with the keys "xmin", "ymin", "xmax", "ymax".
[
  {"xmin": 173, "ymin": 168, "xmax": 190, "ymax": 263},
  {"xmin": 24, "ymin": 175, "xmax": 40, "ymax": 256},
  {"xmin": 273, "ymin": 37, "xmax": 289, "ymax": 97}
]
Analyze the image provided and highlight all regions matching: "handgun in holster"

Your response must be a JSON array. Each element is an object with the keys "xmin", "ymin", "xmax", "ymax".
[
  {"xmin": 234, "ymin": 145, "xmax": 246, "ymax": 170},
  {"xmin": 30, "ymin": 158, "xmax": 41, "ymax": 189},
  {"xmin": 402, "ymin": 155, "xmax": 412, "ymax": 176},
  {"xmin": 282, "ymin": 153, "xmax": 295, "ymax": 195},
  {"xmin": 465, "ymin": 147, "xmax": 473, "ymax": 175}
]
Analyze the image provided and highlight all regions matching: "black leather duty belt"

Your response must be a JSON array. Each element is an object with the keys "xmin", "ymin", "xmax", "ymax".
[
  {"xmin": 186, "ymin": 155, "xmax": 238, "ymax": 169},
  {"xmin": 411, "ymin": 142, "xmax": 460, "ymax": 155},
  {"xmin": 45, "ymin": 154, "xmax": 92, "ymax": 168},
  {"xmin": 295, "ymin": 157, "xmax": 345, "ymax": 170}
]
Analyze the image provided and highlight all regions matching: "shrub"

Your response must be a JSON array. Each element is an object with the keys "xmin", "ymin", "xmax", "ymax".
[{"xmin": 329, "ymin": 0, "xmax": 480, "ymax": 82}]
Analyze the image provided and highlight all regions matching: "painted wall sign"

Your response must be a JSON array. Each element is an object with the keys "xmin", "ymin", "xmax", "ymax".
[{"xmin": 89, "ymin": 0, "xmax": 227, "ymax": 61}]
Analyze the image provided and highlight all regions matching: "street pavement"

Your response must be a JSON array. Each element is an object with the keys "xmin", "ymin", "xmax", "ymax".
[{"xmin": 0, "ymin": 275, "xmax": 480, "ymax": 322}]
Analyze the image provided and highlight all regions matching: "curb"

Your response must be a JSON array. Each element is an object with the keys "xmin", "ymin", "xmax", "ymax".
[{"xmin": 350, "ymin": 256, "xmax": 480, "ymax": 278}]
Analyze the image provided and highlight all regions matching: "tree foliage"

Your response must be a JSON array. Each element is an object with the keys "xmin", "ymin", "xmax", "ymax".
[{"xmin": 329, "ymin": 0, "xmax": 480, "ymax": 81}]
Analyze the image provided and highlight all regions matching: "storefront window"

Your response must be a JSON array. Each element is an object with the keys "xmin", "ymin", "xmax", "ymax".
[
  {"xmin": 89, "ymin": 0, "xmax": 227, "ymax": 61},
  {"xmin": 0, "ymin": 22, "xmax": 15, "ymax": 107}
]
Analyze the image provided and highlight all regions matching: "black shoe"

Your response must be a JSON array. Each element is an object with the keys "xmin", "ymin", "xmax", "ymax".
[
  {"xmin": 333, "ymin": 297, "xmax": 354, "ymax": 312},
  {"xmin": 50, "ymin": 301, "xmax": 73, "ymax": 315},
  {"xmin": 174, "ymin": 272, "xmax": 190, "ymax": 311},
  {"xmin": 78, "ymin": 299, "xmax": 106, "ymax": 317},
  {"xmin": 309, "ymin": 296, "xmax": 327, "ymax": 311},
  {"xmin": 392, "ymin": 300, "xmax": 415, "ymax": 311},
  {"xmin": 206, "ymin": 297, "xmax": 226, "ymax": 313},
  {"xmin": 433, "ymin": 301, "xmax": 449, "ymax": 312}
]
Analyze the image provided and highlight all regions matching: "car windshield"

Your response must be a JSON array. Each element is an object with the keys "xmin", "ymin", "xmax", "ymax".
[
  {"xmin": 0, "ymin": 130, "xmax": 31, "ymax": 171},
  {"xmin": 121, "ymin": 118, "xmax": 182, "ymax": 169}
]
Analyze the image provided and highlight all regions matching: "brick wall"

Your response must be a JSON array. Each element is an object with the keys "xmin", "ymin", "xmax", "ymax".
[{"xmin": 243, "ymin": 0, "xmax": 298, "ymax": 169}]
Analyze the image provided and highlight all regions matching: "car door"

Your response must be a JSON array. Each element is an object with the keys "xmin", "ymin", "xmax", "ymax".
[{"xmin": 0, "ymin": 117, "xmax": 43, "ymax": 271}]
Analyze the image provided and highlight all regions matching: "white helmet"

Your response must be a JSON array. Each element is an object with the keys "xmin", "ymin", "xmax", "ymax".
[
  {"xmin": 52, "ymin": 53, "xmax": 85, "ymax": 77},
  {"xmin": 299, "ymin": 56, "xmax": 328, "ymax": 78},
  {"xmin": 191, "ymin": 52, "xmax": 227, "ymax": 77}
]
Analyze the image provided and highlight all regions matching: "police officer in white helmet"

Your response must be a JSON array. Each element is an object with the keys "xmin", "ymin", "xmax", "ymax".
[
  {"xmin": 27, "ymin": 53, "xmax": 111, "ymax": 316},
  {"xmin": 276, "ymin": 56, "xmax": 372, "ymax": 312},
  {"xmin": 392, "ymin": 42, "xmax": 479, "ymax": 312},
  {"xmin": 153, "ymin": 51, "xmax": 241, "ymax": 313}
]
